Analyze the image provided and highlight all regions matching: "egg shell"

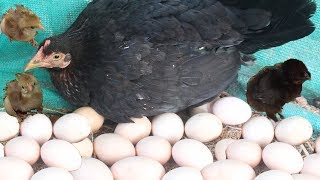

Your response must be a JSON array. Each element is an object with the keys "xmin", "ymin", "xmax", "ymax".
[
  {"xmin": 172, "ymin": 139, "xmax": 213, "ymax": 170},
  {"xmin": 190, "ymin": 102, "xmax": 212, "ymax": 116},
  {"xmin": 315, "ymin": 136, "xmax": 320, "ymax": 153},
  {"xmin": 292, "ymin": 174, "xmax": 320, "ymax": 180},
  {"xmin": 111, "ymin": 156, "xmax": 165, "ymax": 180},
  {"xmin": 136, "ymin": 136, "xmax": 171, "ymax": 165},
  {"xmin": 242, "ymin": 116, "xmax": 274, "ymax": 147},
  {"xmin": 41, "ymin": 139, "xmax": 82, "ymax": 171},
  {"xmin": 74, "ymin": 107, "xmax": 104, "ymax": 133},
  {"xmin": 20, "ymin": 114, "xmax": 52, "ymax": 145},
  {"xmin": 0, "ymin": 112, "xmax": 20, "ymax": 141},
  {"xmin": 162, "ymin": 167, "xmax": 203, "ymax": 180},
  {"xmin": 72, "ymin": 138, "xmax": 93, "ymax": 157},
  {"xmin": 301, "ymin": 154, "xmax": 320, "ymax": 177},
  {"xmin": 71, "ymin": 158, "xmax": 113, "ymax": 180},
  {"xmin": 201, "ymin": 159, "xmax": 256, "ymax": 180},
  {"xmin": 255, "ymin": 170, "xmax": 293, "ymax": 180},
  {"xmin": 151, "ymin": 113, "xmax": 184, "ymax": 144},
  {"xmin": 212, "ymin": 97, "xmax": 252, "ymax": 125},
  {"xmin": 31, "ymin": 167, "xmax": 73, "ymax": 180},
  {"xmin": 275, "ymin": 116, "xmax": 313, "ymax": 145},
  {"xmin": 0, "ymin": 156, "xmax": 34, "ymax": 180},
  {"xmin": 94, "ymin": 133, "xmax": 135, "ymax": 166},
  {"xmin": 226, "ymin": 139, "xmax": 262, "ymax": 168},
  {"xmin": 0, "ymin": 143, "xmax": 4, "ymax": 158},
  {"xmin": 185, "ymin": 113, "xmax": 223, "ymax": 142},
  {"xmin": 53, "ymin": 113, "xmax": 91, "ymax": 143},
  {"xmin": 214, "ymin": 138, "xmax": 236, "ymax": 161},
  {"xmin": 5, "ymin": 136, "xmax": 40, "ymax": 165},
  {"xmin": 114, "ymin": 116, "xmax": 151, "ymax": 144},
  {"xmin": 262, "ymin": 142, "xmax": 303, "ymax": 174}
]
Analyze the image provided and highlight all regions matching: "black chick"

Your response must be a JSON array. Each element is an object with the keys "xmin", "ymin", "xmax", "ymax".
[
  {"xmin": 246, "ymin": 59, "xmax": 311, "ymax": 121},
  {"xmin": 4, "ymin": 72, "xmax": 43, "ymax": 121},
  {"xmin": 24, "ymin": 0, "xmax": 316, "ymax": 123}
]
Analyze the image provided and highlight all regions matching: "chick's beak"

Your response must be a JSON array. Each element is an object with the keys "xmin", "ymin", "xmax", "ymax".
[
  {"xmin": 38, "ymin": 23, "xmax": 45, "ymax": 30},
  {"xmin": 24, "ymin": 46, "xmax": 48, "ymax": 71}
]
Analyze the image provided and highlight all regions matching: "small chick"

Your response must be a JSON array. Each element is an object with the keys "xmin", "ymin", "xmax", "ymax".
[
  {"xmin": 4, "ymin": 72, "xmax": 43, "ymax": 121},
  {"xmin": 1, "ymin": 4, "xmax": 44, "ymax": 47},
  {"xmin": 246, "ymin": 59, "xmax": 311, "ymax": 121}
]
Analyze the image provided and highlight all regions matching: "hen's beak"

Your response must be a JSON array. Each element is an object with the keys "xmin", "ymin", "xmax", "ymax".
[{"xmin": 24, "ymin": 46, "xmax": 48, "ymax": 71}]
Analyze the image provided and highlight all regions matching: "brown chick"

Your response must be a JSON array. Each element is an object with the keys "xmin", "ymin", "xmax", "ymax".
[
  {"xmin": 246, "ymin": 59, "xmax": 311, "ymax": 121},
  {"xmin": 0, "ymin": 4, "xmax": 44, "ymax": 47},
  {"xmin": 4, "ymin": 72, "xmax": 43, "ymax": 121}
]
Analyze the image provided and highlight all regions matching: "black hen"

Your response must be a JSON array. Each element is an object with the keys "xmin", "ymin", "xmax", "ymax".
[
  {"xmin": 246, "ymin": 59, "xmax": 311, "ymax": 121},
  {"xmin": 24, "ymin": 0, "xmax": 316, "ymax": 123}
]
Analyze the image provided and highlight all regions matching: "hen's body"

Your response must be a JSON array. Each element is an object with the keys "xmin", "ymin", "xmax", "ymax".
[{"xmin": 38, "ymin": 0, "xmax": 315, "ymax": 123}]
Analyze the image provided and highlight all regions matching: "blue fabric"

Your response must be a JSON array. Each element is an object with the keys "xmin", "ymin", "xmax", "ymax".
[{"xmin": 0, "ymin": 0, "xmax": 319, "ymax": 132}]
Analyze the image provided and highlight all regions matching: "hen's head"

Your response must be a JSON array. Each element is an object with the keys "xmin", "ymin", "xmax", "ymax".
[
  {"xmin": 24, "ymin": 39, "xmax": 72, "ymax": 71},
  {"xmin": 281, "ymin": 59, "xmax": 311, "ymax": 84}
]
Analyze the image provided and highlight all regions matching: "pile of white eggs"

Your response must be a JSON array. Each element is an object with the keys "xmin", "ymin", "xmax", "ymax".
[{"xmin": 0, "ymin": 96, "xmax": 320, "ymax": 180}]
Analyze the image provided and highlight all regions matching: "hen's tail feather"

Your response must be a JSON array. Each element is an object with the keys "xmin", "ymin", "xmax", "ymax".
[{"xmin": 222, "ymin": 0, "xmax": 316, "ymax": 54}]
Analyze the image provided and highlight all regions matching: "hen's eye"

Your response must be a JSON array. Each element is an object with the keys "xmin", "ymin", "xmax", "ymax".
[{"xmin": 53, "ymin": 54, "xmax": 61, "ymax": 60}]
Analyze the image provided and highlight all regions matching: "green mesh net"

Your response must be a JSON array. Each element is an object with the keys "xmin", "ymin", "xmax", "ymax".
[{"xmin": 0, "ymin": 0, "xmax": 319, "ymax": 132}]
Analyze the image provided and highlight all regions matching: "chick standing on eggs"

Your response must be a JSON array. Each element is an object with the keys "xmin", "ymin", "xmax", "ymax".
[
  {"xmin": 246, "ymin": 59, "xmax": 311, "ymax": 121},
  {"xmin": 4, "ymin": 72, "xmax": 43, "ymax": 120},
  {"xmin": 1, "ymin": 4, "xmax": 44, "ymax": 46}
]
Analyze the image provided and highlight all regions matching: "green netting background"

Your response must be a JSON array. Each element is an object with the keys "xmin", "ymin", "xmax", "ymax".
[{"xmin": 0, "ymin": 0, "xmax": 320, "ymax": 132}]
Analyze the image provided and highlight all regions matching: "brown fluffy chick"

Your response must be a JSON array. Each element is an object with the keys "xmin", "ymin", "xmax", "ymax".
[
  {"xmin": 1, "ymin": 4, "xmax": 44, "ymax": 47},
  {"xmin": 246, "ymin": 59, "xmax": 311, "ymax": 121},
  {"xmin": 4, "ymin": 72, "xmax": 43, "ymax": 121}
]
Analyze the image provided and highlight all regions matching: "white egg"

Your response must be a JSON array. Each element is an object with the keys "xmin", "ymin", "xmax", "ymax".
[
  {"xmin": 275, "ymin": 116, "xmax": 312, "ymax": 145},
  {"xmin": 71, "ymin": 158, "xmax": 113, "ymax": 180},
  {"xmin": 0, "ymin": 143, "xmax": 4, "ymax": 158},
  {"xmin": 262, "ymin": 142, "xmax": 303, "ymax": 174},
  {"xmin": 151, "ymin": 113, "xmax": 184, "ymax": 144},
  {"xmin": 226, "ymin": 139, "xmax": 262, "ymax": 168},
  {"xmin": 74, "ymin": 107, "xmax": 104, "ymax": 133},
  {"xmin": 31, "ymin": 167, "xmax": 73, "ymax": 180},
  {"xmin": 172, "ymin": 139, "xmax": 213, "ymax": 170},
  {"xmin": 201, "ymin": 159, "xmax": 256, "ymax": 180},
  {"xmin": 111, "ymin": 156, "xmax": 165, "ymax": 180},
  {"xmin": 214, "ymin": 138, "xmax": 236, "ymax": 160},
  {"xmin": 255, "ymin": 170, "xmax": 293, "ymax": 180},
  {"xmin": 301, "ymin": 154, "xmax": 320, "ymax": 177},
  {"xmin": 5, "ymin": 136, "xmax": 40, "ymax": 165},
  {"xmin": 0, "ymin": 112, "xmax": 19, "ymax": 141},
  {"xmin": 242, "ymin": 116, "xmax": 274, "ymax": 147},
  {"xmin": 315, "ymin": 136, "xmax": 320, "ymax": 153},
  {"xmin": 72, "ymin": 138, "xmax": 93, "ymax": 157},
  {"xmin": 53, "ymin": 113, "xmax": 91, "ymax": 143},
  {"xmin": 41, "ymin": 139, "xmax": 82, "ymax": 171},
  {"xmin": 162, "ymin": 167, "xmax": 203, "ymax": 180},
  {"xmin": 0, "ymin": 157, "xmax": 34, "ymax": 180},
  {"xmin": 185, "ymin": 113, "xmax": 223, "ymax": 142},
  {"xmin": 20, "ymin": 114, "xmax": 52, "ymax": 145},
  {"xmin": 94, "ymin": 133, "xmax": 135, "ymax": 166},
  {"xmin": 212, "ymin": 97, "xmax": 252, "ymax": 125},
  {"xmin": 114, "ymin": 116, "xmax": 151, "ymax": 144},
  {"xmin": 292, "ymin": 174, "xmax": 320, "ymax": 180},
  {"xmin": 135, "ymin": 136, "xmax": 171, "ymax": 165},
  {"xmin": 190, "ymin": 102, "xmax": 212, "ymax": 116}
]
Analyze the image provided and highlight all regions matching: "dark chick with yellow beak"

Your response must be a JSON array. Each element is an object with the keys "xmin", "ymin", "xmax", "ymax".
[{"xmin": 24, "ymin": 0, "xmax": 315, "ymax": 123}]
